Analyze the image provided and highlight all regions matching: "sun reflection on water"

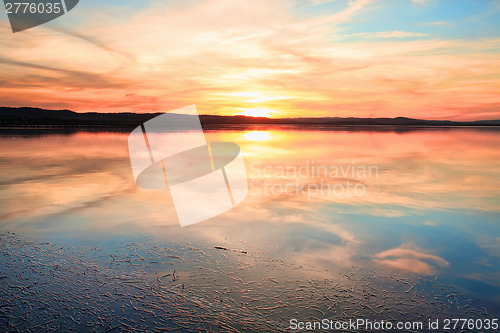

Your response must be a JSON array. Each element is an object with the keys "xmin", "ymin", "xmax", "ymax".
[{"xmin": 244, "ymin": 130, "xmax": 270, "ymax": 141}]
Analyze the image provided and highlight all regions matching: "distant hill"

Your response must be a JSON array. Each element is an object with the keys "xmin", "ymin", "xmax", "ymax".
[
  {"xmin": 0, "ymin": 107, "xmax": 160, "ymax": 127},
  {"xmin": 1, "ymin": 106, "xmax": 499, "ymax": 128}
]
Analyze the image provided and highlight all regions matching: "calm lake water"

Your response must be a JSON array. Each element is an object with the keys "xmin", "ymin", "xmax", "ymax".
[{"xmin": 1, "ymin": 126, "xmax": 499, "ymax": 331}]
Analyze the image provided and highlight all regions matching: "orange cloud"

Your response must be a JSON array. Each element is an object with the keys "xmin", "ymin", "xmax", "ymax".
[{"xmin": 0, "ymin": 0, "xmax": 499, "ymax": 120}]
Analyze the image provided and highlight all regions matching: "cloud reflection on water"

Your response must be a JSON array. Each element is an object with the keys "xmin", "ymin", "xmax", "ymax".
[
  {"xmin": 374, "ymin": 244, "xmax": 450, "ymax": 275},
  {"xmin": 0, "ymin": 128, "xmax": 499, "ymax": 302}
]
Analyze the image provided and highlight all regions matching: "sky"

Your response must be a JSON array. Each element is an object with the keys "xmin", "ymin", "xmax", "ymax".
[{"xmin": 0, "ymin": 0, "xmax": 499, "ymax": 120}]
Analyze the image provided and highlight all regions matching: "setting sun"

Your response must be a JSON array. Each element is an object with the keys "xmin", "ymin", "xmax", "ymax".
[{"xmin": 236, "ymin": 108, "xmax": 276, "ymax": 118}]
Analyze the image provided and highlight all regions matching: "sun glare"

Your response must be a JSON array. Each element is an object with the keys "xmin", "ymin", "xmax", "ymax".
[
  {"xmin": 221, "ymin": 91, "xmax": 293, "ymax": 103},
  {"xmin": 237, "ymin": 108, "xmax": 275, "ymax": 118}
]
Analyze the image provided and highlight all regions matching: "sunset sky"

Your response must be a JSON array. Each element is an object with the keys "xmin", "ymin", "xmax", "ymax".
[{"xmin": 1, "ymin": 0, "xmax": 499, "ymax": 120}]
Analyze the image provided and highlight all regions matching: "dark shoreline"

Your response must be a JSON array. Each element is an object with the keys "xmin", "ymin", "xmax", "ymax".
[{"xmin": 2, "ymin": 106, "xmax": 500, "ymax": 129}]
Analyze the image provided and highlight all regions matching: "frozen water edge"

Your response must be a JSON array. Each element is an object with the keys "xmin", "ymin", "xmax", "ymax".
[{"xmin": 0, "ymin": 232, "xmax": 494, "ymax": 332}]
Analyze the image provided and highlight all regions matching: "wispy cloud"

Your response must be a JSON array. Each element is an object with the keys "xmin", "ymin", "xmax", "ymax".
[
  {"xmin": 0, "ymin": 0, "xmax": 499, "ymax": 120},
  {"xmin": 338, "ymin": 30, "xmax": 429, "ymax": 39},
  {"xmin": 425, "ymin": 20, "xmax": 452, "ymax": 26}
]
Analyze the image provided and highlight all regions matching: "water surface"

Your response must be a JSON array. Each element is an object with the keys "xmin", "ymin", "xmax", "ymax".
[{"xmin": 1, "ymin": 126, "xmax": 499, "ymax": 330}]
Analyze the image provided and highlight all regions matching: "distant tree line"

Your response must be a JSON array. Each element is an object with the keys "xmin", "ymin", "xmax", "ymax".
[{"xmin": 1, "ymin": 107, "xmax": 499, "ymax": 128}]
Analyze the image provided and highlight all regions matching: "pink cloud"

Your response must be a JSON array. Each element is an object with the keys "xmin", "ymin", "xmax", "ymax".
[{"xmin": 0, "ymin": 0, "xmax": 499, "ymax": 120}]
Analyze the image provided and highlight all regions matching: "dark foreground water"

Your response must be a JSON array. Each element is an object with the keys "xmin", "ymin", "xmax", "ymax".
[{"xmin": 1, "ymin": 126, "xmax": 499, "ymax": 332}]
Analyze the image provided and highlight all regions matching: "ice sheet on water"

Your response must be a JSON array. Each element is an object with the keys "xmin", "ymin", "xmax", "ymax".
[{"xmin": 0, "ymin": 232, "xmax": 493, "ymax": 332}]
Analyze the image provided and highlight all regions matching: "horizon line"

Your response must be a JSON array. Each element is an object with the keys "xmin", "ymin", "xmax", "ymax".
[{"xmin": 2, "ymin": 106, "xmax": 500, "ymax": 123}]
